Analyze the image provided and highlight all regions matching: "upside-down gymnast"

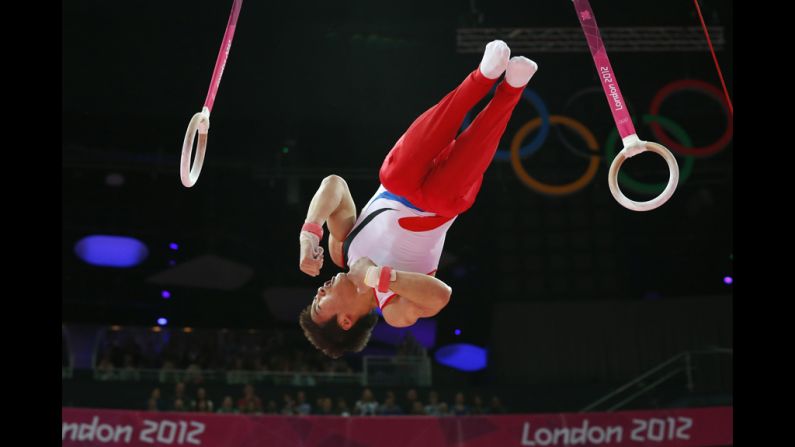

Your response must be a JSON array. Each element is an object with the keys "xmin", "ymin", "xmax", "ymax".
[{"xmin": 297, "ymin": 40, "xmax": 538, "ymax": 358}]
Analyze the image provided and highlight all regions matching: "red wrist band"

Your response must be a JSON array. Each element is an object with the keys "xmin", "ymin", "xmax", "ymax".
[
  {"xmin": 301, "ymin": 222, "xmax": 323, "ymax": 240},
  {"xmin": 377, "ymin": 266, "xmax": 393, "ymax": 293}
]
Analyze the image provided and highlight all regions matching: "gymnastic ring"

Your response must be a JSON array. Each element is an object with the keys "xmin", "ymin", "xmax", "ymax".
[
  {"xmin": 607, "ymin": 136, "xmax": 679, "ymax": 212},
  {"xmin": 604, "ymin": 114, "xmax": 695, "ymax": 195},
  {"xmin": 180, "ymin": 106, "xmax": 211, "ymax": 188}
]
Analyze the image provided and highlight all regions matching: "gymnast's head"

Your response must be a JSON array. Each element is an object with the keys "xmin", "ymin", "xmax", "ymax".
[{"xmin": 298, "ymin": 272, "xmax": 378, "ymax": 358}]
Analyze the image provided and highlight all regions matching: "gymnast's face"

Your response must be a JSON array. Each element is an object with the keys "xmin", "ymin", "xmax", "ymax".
[{"xmin": 310, "ymin": 272, "xmax": 359, "ymax": 327}]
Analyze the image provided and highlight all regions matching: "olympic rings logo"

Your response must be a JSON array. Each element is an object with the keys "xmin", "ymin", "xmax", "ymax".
[{"xmin": 461, "ymin": 79, "xmax": 732, "ymax": 197}]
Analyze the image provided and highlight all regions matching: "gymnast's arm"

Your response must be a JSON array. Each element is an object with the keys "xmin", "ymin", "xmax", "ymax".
[
  {"xmin": 305, "ymin": 175, "xmax": 357, "ymax": 268},
  {"xmin": 349, "ymin": 257, "xmax": 453, "ymax": 328}
]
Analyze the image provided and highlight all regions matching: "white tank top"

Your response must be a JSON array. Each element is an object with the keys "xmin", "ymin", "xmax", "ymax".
[{"xmin": 344, "ymin": 185, "xmax": 456, "ymax": 309}]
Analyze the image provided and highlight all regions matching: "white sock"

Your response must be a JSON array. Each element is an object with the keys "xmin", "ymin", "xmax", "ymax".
[
  {"xmin": 505, "ymin": 56, "xmax": 538, "ymax": 88},
  {"xmin": 479, "ymin": 40, "xmax": 511, "ymax": 80}
]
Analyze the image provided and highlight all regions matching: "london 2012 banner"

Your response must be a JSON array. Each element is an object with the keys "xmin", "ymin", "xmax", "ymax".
[{"xmin": 62, "ymin": 406, "xmax": 732, "ymax": 447}]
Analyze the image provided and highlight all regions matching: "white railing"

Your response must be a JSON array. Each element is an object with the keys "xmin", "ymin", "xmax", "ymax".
[
  {"xmin": 89, "ymin": 368, "xmax": 363, "ymax": 386},
  {"xmin": 79, "ymin": 355, "xmax": 432, "ymax": 387}
]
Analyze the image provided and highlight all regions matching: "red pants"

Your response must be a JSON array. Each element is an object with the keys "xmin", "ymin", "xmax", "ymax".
[{"xmin": 379, "ymin": 68, "xmax": 526, "ymax": 217}]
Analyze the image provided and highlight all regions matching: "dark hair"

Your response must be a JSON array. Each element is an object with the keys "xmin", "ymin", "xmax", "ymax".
[{"xmin": 298, "ymin": 305, "xmax": 379, "ymax": 359}]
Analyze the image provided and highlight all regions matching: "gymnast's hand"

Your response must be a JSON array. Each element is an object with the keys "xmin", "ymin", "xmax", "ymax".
[
  {"xmin": 348, "ymin": 256, "xmax": 377, "ymax": 293},
  {"xmin": 299, "ymin": 231, "xmax": 324, "ymax": 277}
]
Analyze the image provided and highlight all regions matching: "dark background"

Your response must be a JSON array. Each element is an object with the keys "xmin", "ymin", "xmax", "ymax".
[{"xmin": 63, "ymin": 0, "xmax": 732, "ymax": 405}]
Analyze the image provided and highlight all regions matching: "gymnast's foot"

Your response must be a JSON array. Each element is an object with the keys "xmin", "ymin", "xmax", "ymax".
[
  {"xmin": 505, "ymin": 56, "xmax": 538, "ymax": 88},
  {"xmin": 479, "ymin": 40, "xmax": 511, "ymax": 80}
]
